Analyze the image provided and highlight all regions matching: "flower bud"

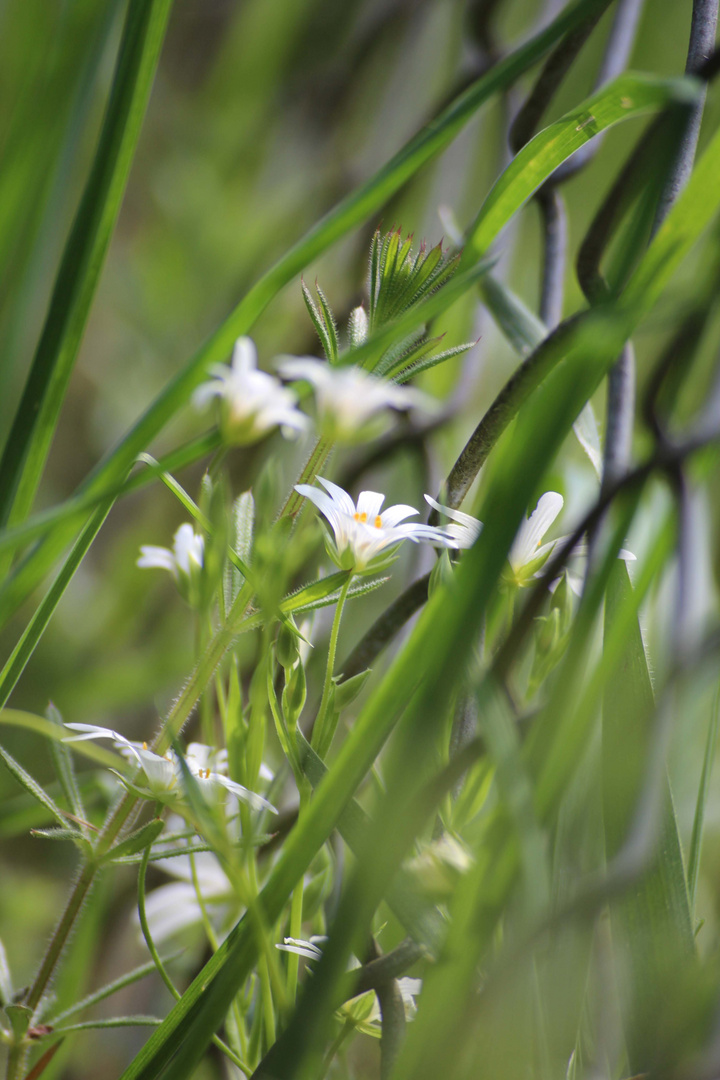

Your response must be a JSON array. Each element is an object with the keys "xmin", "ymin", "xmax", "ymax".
[
  {"xmin": 276, "ymin": 619, "xmax": 301, "ymax": 670},
  {"xmin": 282, "ymin": 661, "xmax": 307, "ymax": 725}
]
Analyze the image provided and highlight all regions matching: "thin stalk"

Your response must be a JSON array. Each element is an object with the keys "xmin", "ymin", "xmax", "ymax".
[
  {"xmin": 137, "ymin": 839, "xmax": 247, "ymax": 1072},
  {"xmin": 317, "ymin": 1021, "xmax": 355, "ymax": 1080},
  {"xmin": 278, "ymin": 437, "xmax": 333, "ymax": 521},
  {"xmin": 312, "ymin": 574, "xmax": 352, "ymax": 757},
  {"xmin": 24, "ymin": 859, "xmax": 96, "ymax": 1014},
  {"xmin": 285, "ymin": 781, "xmax": 312, "ymax": 1007}
]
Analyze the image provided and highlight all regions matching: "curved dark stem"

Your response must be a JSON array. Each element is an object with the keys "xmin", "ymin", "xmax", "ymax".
[
  {"xmin": 378, "ymin": 978, "xmax": 406, "ymax": 1080},
  {"xmin": 443, "ymin": 314, "xmax": 581, "ymax": 510},
  {"xmin": 601, "ymin": 342, "xmax": 636, "ymax": 490},
  {"xmin": 340, "ymin": 572, "xmax": 430, "ymax": 681},
  {"xmin": 550, "ymin": 0, "xmax": 646, "ymax": 184},
  {"xmin": 654, "ymin": 0, "xmax": 720, "ymax": 231},
  {"xmin": 576, "ymin": 115, "xmax": 667, "ymax": 301},
  {"xmin": 537, "ymin": 187, "xmax": 567, "ymax": 328},
  {"xmin": 509, "ymin": 0, "xmax": 612, "ymax": 152}
]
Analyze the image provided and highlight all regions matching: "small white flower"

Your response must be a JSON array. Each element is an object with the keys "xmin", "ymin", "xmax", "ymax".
[
  {"xmin": 295, "ymin": 476, "xmax": 455, "ymax": 573},
  {"xmin": 275, "ymin": 936, "xmax": 328, "ymax": 961},
  {"xmin": 367, "ymin": 977, "xmax": 423, "ymax": 1024},
  {"xmin": 278, "ymin": 356, "xmax": 434, "ymax": 442},
  {"xmin": 138, "ymin": 523, "xmax": 205, "ymax": 606},
  {"xmin": 508, "ymin": 492, "xmax": 565, "ymax": 584},
  {"xmin": 62, "ymin": 724, "xmax": 275, "ymax": 812},
  {"xmin": 193, "ymin": 336, "xmax": 309, "ymax": 445},
  {"xmin": 424, "ymin": 494, "xmax": 483, "ymax": 549}
]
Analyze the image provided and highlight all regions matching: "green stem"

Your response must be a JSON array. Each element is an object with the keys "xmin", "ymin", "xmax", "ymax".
[
  {"xmin": 318, "ymin": 1020, "xmax": 355, "ymax": 1080},
  {"xmin": 285, "ymin": 778, "xmax": 310, "ymax": 1006},
  {"xmin": 137, "ymin": 835, "xmax": 248, "ymax": 1072},
  {"xmin": 313, "ymin": 574, "xmax": 352, "ymax": 757},
  {"xmin": 278, "ymin": 437, "xmax": 333, "ymax": 521},
  {"xmin": 24, "ymin": 859, "xmax": 97, "ymax": 1014},
  {"xmin": 4, "ymin": 1045, "xmax": 24, "ymax": 1080}
]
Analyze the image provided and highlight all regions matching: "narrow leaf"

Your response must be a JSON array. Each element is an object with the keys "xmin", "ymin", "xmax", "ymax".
[{"xmin": 0, "ymin": 746, "xmax": 68, "ymax": 829}]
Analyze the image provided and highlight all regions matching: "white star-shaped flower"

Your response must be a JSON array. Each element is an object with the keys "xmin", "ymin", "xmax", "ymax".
[
  {"xmin": 194, "ymin": 336, "xmax": 309, "ymax": 446},
  {"xmin": 507, "ymin": 492, "xmax": 565, "ymax": 584},
  {"xmin": 295, "ymin": 476, "xmax": 455, "ymax": 573},
  {"xmin": 62, "ymin": 724, "xmax": 275, "ymax": 812},
  {"xmin": 278, "ymin": 356, "xmax": 434, "ymax": 442},
  {"xmin": 424, "ymin": 494, "xmax": 483, "ymax": 549},
  {"xmin": 137, "ymin": 523, "xmax": 205, "ymax": 606}
]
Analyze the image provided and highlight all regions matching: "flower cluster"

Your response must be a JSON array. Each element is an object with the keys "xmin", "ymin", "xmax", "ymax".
[{"xmin": 192, "ymin": 335, "xmax": 437, "ymax": 448}]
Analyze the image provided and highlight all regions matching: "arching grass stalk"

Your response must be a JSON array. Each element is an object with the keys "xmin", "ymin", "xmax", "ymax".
[
  {"xmin": 312, "ymin": 573, "xmax": 353, "ymax": 758},
  {"xmin": 136, "ymin": 831, "xmax": 249, "ymax": 1073}
]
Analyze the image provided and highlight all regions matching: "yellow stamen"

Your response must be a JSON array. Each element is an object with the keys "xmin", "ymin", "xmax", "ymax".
[
  {"xmin": 142, "ymin": 741, "xmax": 148, "ymax": 750},
  {"xmin": 374, "ymin": 516, "xmax": 382, "ymax": 528},
  {"xmin": 354, "ymin": 511, "xmax": 368, "ymax": 523}
]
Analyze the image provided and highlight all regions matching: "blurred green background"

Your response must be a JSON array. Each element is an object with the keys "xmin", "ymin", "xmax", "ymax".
[{"xmin": 1, "ymin": 1, "xmax": 718, "ymax": 1075}]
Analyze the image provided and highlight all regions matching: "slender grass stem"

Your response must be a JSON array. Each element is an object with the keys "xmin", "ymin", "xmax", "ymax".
[{"xmin": 312, "ymin": 574, "xmax": 352, "ymax": 757}]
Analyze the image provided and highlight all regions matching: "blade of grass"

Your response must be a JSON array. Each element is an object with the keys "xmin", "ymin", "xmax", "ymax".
[
  {"xmin": 687, "ymin": 684, "xmax": 720, "ymax": 911},
  {"xmin": 602, "ymin": 560, "xmax": 694, "ymax": 1073},
  {"xmin": 463, "ymin": 73, "xmax": 700, "ymax": 265},
  {"xmin": 0, "ymin": 0, "xmax": 173, "ymax": 532}
]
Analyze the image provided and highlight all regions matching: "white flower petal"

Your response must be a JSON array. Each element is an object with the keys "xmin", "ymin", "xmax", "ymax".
[
  {"xmin": 277, "ymin": 357, "xmax": 331, "ymax": 386},
  {"xmin": 316, "ymin": 476, "xmax": 356, "ymax": 517},
  {"xmin": 376, "ymin": 503, "xmax": 419, "ymax": 528},
  {"xmin": 232, "ymin": 336, "xmax": 257, "ymax": 375},
  {"xmin": 509, "ymin": 492, "xmax": 564, "ymax": 573},
  {"xmin": 137, "ymin": 546, "xmax": 177, "ymax": 573},
  {"xmin": 213, "ymin": 774, "xmax": 277, "ymax": 814},
  {"xmin": 355, "ymin": 490, "xmax": 385, "ymax": 522}
]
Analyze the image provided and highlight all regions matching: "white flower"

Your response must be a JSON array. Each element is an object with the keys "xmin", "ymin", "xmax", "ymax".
[
  {"xmin": 295, "ymin": 476, "xmax": 455, "ymax": 573},
  {"xmin": 138, "ymin": 523, "xmax": 205, "ymax": 606},
  {"xmin": 424, "ymin": 494, "xmax": 483, "ymax": 549},
  {"xmin": 367, "ymin": 978, "xmax": 423, "ymax": 1024},
  {"xmin": 278, "ymin": 356, "xmax": 434, "ymax": 442},
  {"xmin": 62, "ymin": 724, "xmax": 276, "ymax": 812},
  {"xmin": 508, "ymin": 492, "xmax": 565, "ymax": 584},
  {"xmin": 275, "ymin": 936, "xmax": 327, "ymax": 961},
  {"xmin": 193, "ymin": 336, "xmax": 309, "ymax": 445}
]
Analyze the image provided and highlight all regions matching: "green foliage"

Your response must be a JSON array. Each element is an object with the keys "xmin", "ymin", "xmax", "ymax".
[{"xmin": 2, "ymin": 2, "xmax": 720, "ymax": 1079}]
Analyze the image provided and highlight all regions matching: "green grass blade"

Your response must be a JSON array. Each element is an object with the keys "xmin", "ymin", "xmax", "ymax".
[
  {"xmin": 0, "ymin": 500, "xmax": 113, "ymax": 709},
  {"xmin": 602, "ymin": 560, "xmax": 694, "ymax": 1072},
  {"xmin": 0, "ymin": 431, "xmax": 219, "ymax": 564},
  {"xmin": 0, "ymin": 0, "xmax": 173, "ymax": 531},
  {"xmin": 463, "ymin": 72, "xmax": 699, "ymax": 265},
  {"xmin": 687, "ymin": 686, "xmax": 720, "ymax": 911}
]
